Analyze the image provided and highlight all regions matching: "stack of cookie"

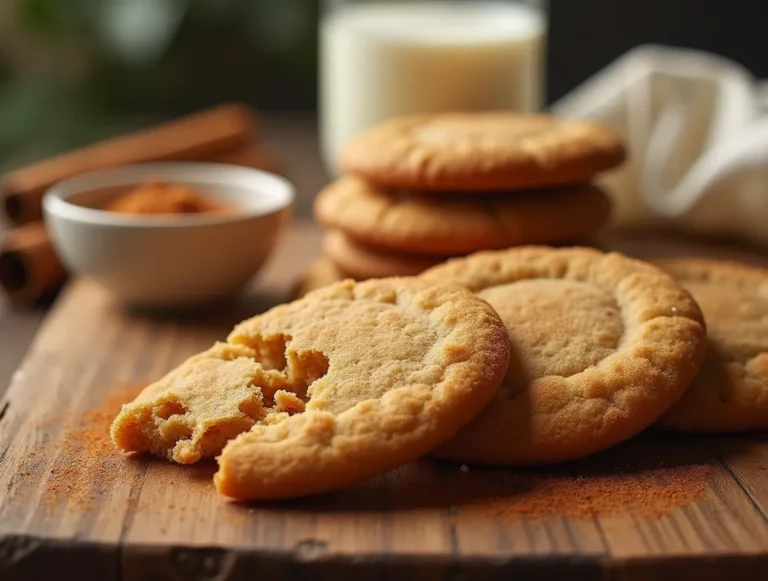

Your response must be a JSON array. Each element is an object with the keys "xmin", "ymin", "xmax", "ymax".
[{"xmin": 303, "ymin": 112, "xmax": 625, "ymax": 295}]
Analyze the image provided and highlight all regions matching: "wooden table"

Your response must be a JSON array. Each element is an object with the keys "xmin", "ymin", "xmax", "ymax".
[
  {"xmin": 0, "ymin": 297, "xmax": 46, "ymax": 399},
  {"xmin": 1, "ymin": 218, "xmax": 768, "ymax": 580}
]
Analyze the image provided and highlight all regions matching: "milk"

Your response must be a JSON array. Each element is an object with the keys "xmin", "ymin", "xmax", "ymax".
[{"xmin": 320, "ymin": 1, "xmax": 547, "ymax": 173}]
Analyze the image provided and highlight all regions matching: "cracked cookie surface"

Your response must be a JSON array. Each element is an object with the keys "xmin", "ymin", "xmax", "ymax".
[
  {"xmin": 654, "ymin": 259, "xmax": 768, "ymax": 432},
  {"xmin": 339, "ymin": 112, "xmax": 625, "ymax": 191},
  {"xmin": 111, "ymin": 277, "xmax": 510, "ymax": 499},
  {"xmin": 315, "ymin": 177, "xmax": 611, "ymax": 255},
  {"xmin": 420, "ymin": 246, "xmax": 707, "ymax": 465}
]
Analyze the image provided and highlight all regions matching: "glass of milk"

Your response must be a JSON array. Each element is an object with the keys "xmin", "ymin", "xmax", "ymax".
[{"xmin": 320, "ymin": 0, "xmax": 548, "ymax": 174}]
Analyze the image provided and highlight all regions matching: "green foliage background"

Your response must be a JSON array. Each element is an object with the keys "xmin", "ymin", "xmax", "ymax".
[{"xmin": 0, "ymin": 0, "xmax": 319, "ymax": 162}]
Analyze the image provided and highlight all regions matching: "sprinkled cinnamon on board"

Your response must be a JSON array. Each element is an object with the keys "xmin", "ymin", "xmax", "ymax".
[
  {"xmin": 21, "ymin": 383, "xmax": 712, "ymax": 520},
  {"xmin": 465, "ymin": 464, "xmax": 712, "ymax": 520},
  {"xmin": 40, "ymin": 383, "xmax": 147, "ymax": 511}
]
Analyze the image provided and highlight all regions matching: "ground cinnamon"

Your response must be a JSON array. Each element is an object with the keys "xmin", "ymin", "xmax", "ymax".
[
  {"xmin": 38, "ymin": 383, "xmax": 147, "ymax": 511},
  {"xmin": 105, "ymin": 179, "xmax": 229, "ymax": 215},
  {"xmin": 465, "ymin": 464, "xmax": 712, "ymax": 520}
]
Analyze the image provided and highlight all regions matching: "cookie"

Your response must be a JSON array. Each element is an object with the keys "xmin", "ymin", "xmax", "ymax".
[
  {"xmin": 420, "ymin": 246, "xmax": 706, "ymax": 465},
  {"xmin": 112, "ymin": 278, "xmax": 510, "ymax": 499},
  {"xmin": 339, "ymin": 112, "xmax": 625, "ymax": 191},
  {"xmin": 291, "ymin": 257, "xmax": 347, "ymax": 299},
  {"xmin": 324, "ymin": 229, "xmax": 447, "ymax": 279},
  {"xmin": 315, "ymin": 177, "xmax": 612, "ymax": 255},
  {"xmin": 654, "ymin": 259, "xmax": 768, "ymax": 432}
]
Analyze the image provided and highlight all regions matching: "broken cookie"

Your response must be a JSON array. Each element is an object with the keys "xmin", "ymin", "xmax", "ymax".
[{"xmin": 111, "ymin": 277, "xmax": 509, "ymax": 500}]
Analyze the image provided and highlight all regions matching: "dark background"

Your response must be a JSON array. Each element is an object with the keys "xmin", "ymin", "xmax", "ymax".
[
  {"xmin": 0, "ymin": 0, "xmax": 766, "ymax": 163},
  {"xmin": 549, "ymin": 0, "xmax": 767, "ymax": 102}
]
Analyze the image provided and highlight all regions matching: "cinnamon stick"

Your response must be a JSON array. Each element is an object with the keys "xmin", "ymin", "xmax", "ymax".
[
  {"xmin": 0, "ymin": 223, "xmax": 66, "ymax": 305},
  {"xmin": 1, "ymin": 103, "xmax": 258, "ymax": 225},
  {"xmin": 210, "ymin": 147, "xmax": 285, "ymax": 176}
]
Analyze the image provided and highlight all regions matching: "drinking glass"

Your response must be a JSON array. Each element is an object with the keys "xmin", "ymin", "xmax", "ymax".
[{"xmin": 319, "ymin": 0, "xmax": 548, "ymax": 174}]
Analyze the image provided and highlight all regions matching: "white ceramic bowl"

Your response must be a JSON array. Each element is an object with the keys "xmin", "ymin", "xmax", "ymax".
[{"xmin": 43, "ymin": 162, "xmax": 294, "ymax": 308}]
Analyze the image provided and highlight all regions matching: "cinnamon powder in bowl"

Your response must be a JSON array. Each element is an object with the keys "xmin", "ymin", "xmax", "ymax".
[
  {"xmin": 105, "ymin": 179, "xmax": 232, "ymax": 215},
  {"xmin": 43, "ymin": 162, "xmax": 293, "ymax": 309}
]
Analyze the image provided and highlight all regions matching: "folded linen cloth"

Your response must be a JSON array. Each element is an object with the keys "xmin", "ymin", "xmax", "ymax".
[{"xmin": 553, "ymin": 45, "xmax": 768, "ymax": 245}]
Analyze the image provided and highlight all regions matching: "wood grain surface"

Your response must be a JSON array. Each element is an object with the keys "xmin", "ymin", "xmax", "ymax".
[{"xmin": 1, "ymin": 222, "xmax": 768, "ymax": 581}]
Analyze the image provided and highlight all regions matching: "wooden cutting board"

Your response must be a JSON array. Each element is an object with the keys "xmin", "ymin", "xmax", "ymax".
[{"xmin": 1, "ymin": 222, "xmax": 768, "ymax": 581}]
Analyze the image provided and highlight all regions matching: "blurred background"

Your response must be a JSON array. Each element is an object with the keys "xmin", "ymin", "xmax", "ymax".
[{"xmin": 0, "ymin": 0, "xmax": 766, "ymax": 213}]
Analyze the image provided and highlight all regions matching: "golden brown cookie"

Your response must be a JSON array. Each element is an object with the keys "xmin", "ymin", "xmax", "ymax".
[
  {"xmin": 654, "ymin": 259, "xmax": 768, "ymax": 432},
  {"xmin": 340, "ymin": 112, "xmax": 625, "ymax": 191},
  {"xmin": 112, "ymin": 278, "xmax": 510, "ymax": 500},
  {"xmin": 324, "ymin": 229, "xmax": 447, "ymax": 279},
  {"xmin": 291, "ymin": 257, "xmax": 347, "ymax": 299},
  {"xmin": 315, "ymin": 177, "xmax": 612, "ymax": 255},
  {"xmin": 420, "ymin": 246, "xmax": 707, "ymax": 465}
]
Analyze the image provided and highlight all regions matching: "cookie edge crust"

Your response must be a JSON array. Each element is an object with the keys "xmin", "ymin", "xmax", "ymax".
[
  {"xmin": 213, "ymin": 277, "xmax": 511, "ymax": 499},
  {"xmin": 314, "ymin": 177, "xmax": 613, "ymax": 255},
  {"xmin": 653, "ymin": 257, "xmax": 768, "ymax": 432},
  {"xmin": 324, "ymin": 229, "xmax": 447, "ymax": 279},
  {"xmin": 419, "ymin": 246, "xmax": 707, "ymax": 464},
  {"xmin": 290, "ymin": 257, "xmax": 349, "ymax": 300},
  {"xmin": 339, "ymin": 113, "xmax": 626, "ymax": 191}
]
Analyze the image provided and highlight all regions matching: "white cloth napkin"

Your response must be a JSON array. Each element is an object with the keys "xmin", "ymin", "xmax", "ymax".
[{"xmin": 552, "ymin": 44, "xmax": 768, "ymax": 245}]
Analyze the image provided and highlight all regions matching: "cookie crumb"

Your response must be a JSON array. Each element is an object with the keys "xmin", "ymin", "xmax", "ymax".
[
  {"xmin": 274, "ymin": 390, "xmax": 306, "ymax": 415},
  {"xmin": 460, "ymin": 465, "xmax": 469, "ymax": 473}
]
